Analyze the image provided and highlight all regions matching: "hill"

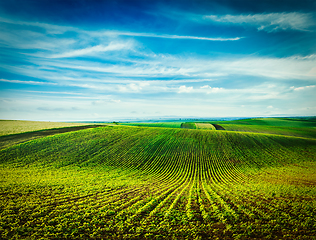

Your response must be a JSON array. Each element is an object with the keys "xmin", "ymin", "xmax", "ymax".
[
  {"xmin": 210, "ymin": 118, "xmax": 316, "ymax": 139},
  {"xmin": 0, "ymin": 124, "xmax": 316, "ymax": 239}
]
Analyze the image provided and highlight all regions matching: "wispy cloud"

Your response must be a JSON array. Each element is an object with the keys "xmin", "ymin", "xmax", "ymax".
[
  {"xmin": 0, "ymin": 17, "xmax": 242, "ymax": 44},
  {"xmin": 200, "ymin": 85, "xmax": 224, "ymax": 93},
  {"xmin": 1, "ymin": 10, "xmax": 315, "ymax": 120},
  {"xmin": 49, "ymin": 42, "xmax": 132, "ymax": 58},
  {"xmin": 290, "ymin": 85, "xmax": 315, "ymax": 91},
  {"xmin": 23, "ymin": 90, "xmax": 82, "ymax": 95},
  {"xmin": 37, "ymin": 107, "xmax": 79, "ymax": 112},
  {"xmin": 3, "ymin": 52, "xmax": 315, "ymax": 93},
  {"xmin": 0, "ymin": 16, "xmax": 75, "ymax": 34},
  {"xmin": 118, "ymin": 82, "xmax": 150, "ymax": 92},
  {"xmin": 100, "ymin": 30, "xmax": 242, "ymax": 41},
  {"xmin": 205, "ymin": 12, "xmax": 315, "ymax": 32},
  {"xmin": 0, "ymin": 78, "xmax": 57, "ymax": 85}
]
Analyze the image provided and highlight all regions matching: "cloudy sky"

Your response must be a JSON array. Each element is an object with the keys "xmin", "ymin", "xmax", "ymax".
[{"xmin": 0, "ymin": 0, "xmax": 315, "ymax": 121}]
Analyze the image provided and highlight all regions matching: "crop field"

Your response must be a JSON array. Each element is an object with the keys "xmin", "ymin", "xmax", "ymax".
[
  {"xmin": 212, "ymin": 117, "xmax": 316, "ymax": 128},
  {"xmin": 0, "ymin": 119, "xmax": 316, "ymax": 239},
  {"xmin": 120, "ymin": 122, "xmax": 182, "ymax": 128},
  {"xmin": 0, "ymin": 125, "xmax": 108, "ymax": 151},
  {"xmin": 210, "ymin": 118, "xmax": 316, "ymax": 139},
  {"xmin": 0, "ymin": 120, "xmax": 100, "ymax": 136},
  {"xmin": 195, "ymin": 123, "xmax": 216, "ymax": 130},
  {"xmin": 180, "ymin": 122, "xmax": 197, "ymax": 129},
  {"xmin": 215, "ymin": 124, "xmax": 316, "ymax": 139}
]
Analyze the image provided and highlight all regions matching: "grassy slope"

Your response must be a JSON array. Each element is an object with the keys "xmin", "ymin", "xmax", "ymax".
[
  {"xmin": 214, "ymin": 117, "xmax": 316, "ymax": 127},
  {"xmin": 1, "ymin": 125, "xmax": 316, "ymax": 239},
  {"xmin": 195, "ymin": 123, "xmax": 216, "ymax": 130},
  {"xmin": 0, "ymin": 125, "xmax": 107, "ymax": 151},
  {"xmin": 212, "ymin": 118, "xmax": 316, "ymax": 139},
  {"xmin": 0, "ymin": 120, "xmax": 103, "ymax": 136},
  {"xmin": 180, "ymin": 122, "xmax": 196, "ymax": 129},
  {"xmin": 120, "ymin": 122, "xmax": 182, "ymax": 128},
  {"xmin": 220, "ymin": 124, "xmax": 316, "ymax": 139}
]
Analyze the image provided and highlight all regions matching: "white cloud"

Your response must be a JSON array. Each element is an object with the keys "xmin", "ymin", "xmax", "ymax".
[
  {"xmin": 92, "ymin": 99, "xmax": 121, "ymax": 105},
  {"xmin": 2, "ymin": 15, "xmax": 315, "ymax": 82},
  {"xmin": 102, "ymin": 31, "xmax": 242, "ymax": 41},
  {"xmin": 0, "ymin": 16, "xmax": 76, "ymax": 34},
  {"xmin": 209, "ymin": 87, "xmax": 223, "ymax": 93},
  {"xmin": 0, "ymin": 17, "xmax": 242, "ymax": 44},
  {"xmin": 213, "ymin": 55, "xmax": 316, "ymax": 80},
  {"xmin": 0, "ymin": 78, "xmax": 57, "ymax": 85},
  {"xmin": 3, "ymin": 50, "xmax": 316, "ymax": 87},
  {"xmin": 205, "ymin": 12, "xmax": 315, "ymax": 32},
  {"xmin": 178, "ymin": 85, "xmax": 193, "ymax": 93},
  {"xmin": 49, "ymin": 42, "xmax": 132, "ymax": 58},
  {"xmin": 117, "ymin": 82, "xmax": 150, "ymax": 92},
  {"xmin": 291, "ymin": 85, "xmax": 315, "ymax": 91},
  {"xmin": 200, "ymin": 85, "xmax": 224, "ymax": 93},
  {"xmin": 23, "ymin": 90, "xmax": 82, "ymax": 95}
]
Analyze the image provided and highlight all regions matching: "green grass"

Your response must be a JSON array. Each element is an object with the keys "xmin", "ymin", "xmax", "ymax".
[
  {"xmin": 213, "ymin": 117, "xmax": 316, "ymax": 128},
  {"xmin": 221, "ymin": 124, "xmax": 316, "ymax": 139},
  {"xmin": 195, "ymin": 123, "xmax": 216, "ymax": 130},
  {"xmin": 1, "ymin": 124, "xmax": 316, "ymax": 239},
  {"xmin": 120, "ymin": 122, "xmax": 182, "ymax": 128},
  {"xmin": 210, "ymin": 118, "xmax": 316, "ymax": 139},
  {"xmin": 180, "ymin": 122, "xmax": 196, "ymax": 129},
  {"xmin": 0, "ymin": 120, "xmax": 103, "ymax": 136},
  {"xmin": 0, "ymin": 125, "xmax": 107, "ymax": 151}
]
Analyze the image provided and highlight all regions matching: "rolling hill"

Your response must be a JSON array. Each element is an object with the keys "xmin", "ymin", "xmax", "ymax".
[{"xmin": 0, "ymin": 119, "xmax": 316, "ymax": 239}]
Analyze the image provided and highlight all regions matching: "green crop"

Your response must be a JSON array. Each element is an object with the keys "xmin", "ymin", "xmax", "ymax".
[
  {"xmin": 180, "ymin": 122, "xmax": 196, "ymax": 129},
  {"xmin": 0, "ymin": 122, "xmax": 315, "ymax": 239},
  {"xmin": 195, "ymin": 123, "xmax": 216, "ymax": 130},
  {"xmin": 0, "ymin": 120, "xmax": 103, "ymax": 136},
  {"xmin": 120, "ymin": 122, "xmax": 182, "ymax": 128}
]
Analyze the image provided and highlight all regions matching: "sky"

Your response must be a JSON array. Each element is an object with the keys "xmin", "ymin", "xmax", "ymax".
[{"xmin": 0, "ymin": 0, "xmax": 315, "ymax": 121}]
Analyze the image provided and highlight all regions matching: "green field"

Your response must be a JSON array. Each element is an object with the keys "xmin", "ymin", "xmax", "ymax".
[
  {"xmin": 0, "ymin": 119, "xmax": 316, "ymax": 239},
  {"xmin": 211, "ymin": 118, "xmax": 316, "ymax": 139},
  {"xmin": 180, "ymin": 122, "xmax": 197, "ymax": 129},
  {"xmin": 0, "ymin": 120, "xmax": 101, "ymax": 136},
  {"xmin": 213, "ymin": 117, "xmax": 316, "ymax": 128},
  {"xmin": 195, "ymin": 123, "xmax": 216, "ymax": 130},
  {"xmin": 120, "ymin": 122, "xmax": 182, "ymax": 128}
]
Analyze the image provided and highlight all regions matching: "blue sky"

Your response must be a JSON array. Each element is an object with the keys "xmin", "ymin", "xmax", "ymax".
[{"xmin": 0, "ymin": 0, "xmax": 315, "ymax": 121}]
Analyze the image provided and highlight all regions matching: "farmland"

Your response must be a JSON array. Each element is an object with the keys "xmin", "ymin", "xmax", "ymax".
[
  {"xmin": 0, "ymin": 120, "xmax": 102, "ymax": 136},
  {"xmin": 211, "ymin": 118, "xmax": 316, "ymax": 139},
  {"xmin": 120, "ymin": 122, "xmax": 182, "ymax": 128},
  {"xmin": 0, "ymin": 119, "xmax": 316, "ymax": 239}
]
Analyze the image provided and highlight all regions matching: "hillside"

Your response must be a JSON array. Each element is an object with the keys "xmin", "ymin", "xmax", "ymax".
[
  {"xmin": 1, "ymin": 124, "xmax": 316, "ymax": 239},
  {"xmin": 210, "ymin": 118, "xmax": 316, "ymax": 139},
  {"xmin": 0, "ymin": 120, "xmax": 104, "ymax": 136}
]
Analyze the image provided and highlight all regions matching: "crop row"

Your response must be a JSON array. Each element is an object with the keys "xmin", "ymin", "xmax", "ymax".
[{"xmin": 0, "ymin": 126, "xmax": 316, "ymax": 239}]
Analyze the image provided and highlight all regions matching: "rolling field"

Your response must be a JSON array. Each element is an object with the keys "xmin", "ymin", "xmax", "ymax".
[
  {"xmin": 180, "ymin": 122, "xmax": 197, "ymax": 129},
  {"xmin": 0, "ymin": 120, "xmax": 316, "ymax": 239},
  {"xmin": 212, "ymin": 117, "xmax": 316, "ymax": 128},
  {"xmin": 211, "ymin": 118, "xmax": 316, "ymax": 139},
  {"xmin": 120, "ymin": 122, "xmax": 182, "ymax": 128},
  {"xmin": 0, "ymin": 125, "xmax": 107, "ymax": 151},
  {"xmin": 0, "ymin": 120, "xmax": 101, "ymax": 136},
  {"xmin": 195, "ymin": 123, "xmax": 216, "ymax": 130}
]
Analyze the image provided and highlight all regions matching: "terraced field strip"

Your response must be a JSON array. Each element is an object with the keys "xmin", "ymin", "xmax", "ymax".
[
  {"xmin": 0, "ymin": 125, "xmax": 108, "ymax": 150},
  {"xmin": 195, "ymin": 123, "xmax": 216, "ymax": 130},
  {"xmin": 120, "ymin": 122, "xmax": 182, "ymax": 128},
  {"xmin": 180, "ymin": 122, "xmax": 196, "ymax": 129},
  {"xmin": 0, "ymin": 120, "xmax": 107, "ymax": 136}
]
